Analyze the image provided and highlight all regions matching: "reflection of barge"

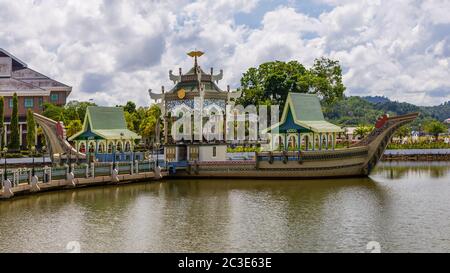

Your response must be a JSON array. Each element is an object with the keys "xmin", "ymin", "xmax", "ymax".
[{"xmin": 168, "ymin": 113, "xmax": 418, "ymax": 178}]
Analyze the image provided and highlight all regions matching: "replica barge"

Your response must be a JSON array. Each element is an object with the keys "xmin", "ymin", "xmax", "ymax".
[
  {"xmin": 147, "ymin": 51, "xmax": 419, "ymax": 179},
  {"xmin": 168, "ymin": 113, "xmax": 418, "ymax": 179},
  {"xmin": 33, "ymin": 51, "xmax": 419, "ymax": 180}
]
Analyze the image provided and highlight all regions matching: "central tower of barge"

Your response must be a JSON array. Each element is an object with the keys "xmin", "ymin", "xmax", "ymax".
[{"xmin": 149, "ymin": 51, "xmax": 241, "ymax": 163}]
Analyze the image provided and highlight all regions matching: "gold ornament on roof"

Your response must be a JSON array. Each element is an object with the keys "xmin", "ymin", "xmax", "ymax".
[
  {"xmin": 177, "ymin": 88, "xmax": 186, "ymax": 99},
  {"xmin": 187, "ymin": 50, "xmax": 204, "ymax": 71},
  {"xmin": 187, "ymin": 51, "xmax": 204, "ymax": 58}
]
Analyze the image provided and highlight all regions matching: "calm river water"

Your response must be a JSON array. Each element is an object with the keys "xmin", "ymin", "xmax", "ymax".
[{"xmin": 1, "ymin": 161, "xmax": 450, "ymax": 253}]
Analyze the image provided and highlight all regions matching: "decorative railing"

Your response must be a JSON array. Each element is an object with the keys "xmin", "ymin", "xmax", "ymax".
[
  {"xmin": 0, "ymin": 160, "xmax": 158, "ymax": 190},
  {"xmin": 257, "ymin": 147, "xmax": 369, "ymax": 163},
  {"xmin": 352, "ymin": 113, "xmax": 419, "ymax": 147}
]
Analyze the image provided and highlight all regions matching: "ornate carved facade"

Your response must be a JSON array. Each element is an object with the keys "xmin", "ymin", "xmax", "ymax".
[{"xmin": 149, "ymin": 51, "xmax": 241, "ymax": 162}]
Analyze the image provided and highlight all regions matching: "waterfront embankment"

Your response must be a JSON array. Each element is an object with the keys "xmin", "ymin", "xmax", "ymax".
[
  {"xmin": 0, "ymin": 172, "xmax": 163, "ymax": 199},
  {"xmin": 382, "ymin": 149, "xmax": 450, "ymax": 161},
  {"xmin": 0, "ymin": 160, "xmax": 165, "ymax": 200}
]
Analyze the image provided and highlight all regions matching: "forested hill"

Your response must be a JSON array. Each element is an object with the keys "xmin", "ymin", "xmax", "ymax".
[{"xmin": 324, "ymin": 96, "xmax": 450, "ymax": 128}]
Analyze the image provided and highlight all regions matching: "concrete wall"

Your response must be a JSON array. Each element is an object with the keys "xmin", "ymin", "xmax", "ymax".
[{"xmin": 199, "ymin": 145, "xmax": 227, "ymax": 161}]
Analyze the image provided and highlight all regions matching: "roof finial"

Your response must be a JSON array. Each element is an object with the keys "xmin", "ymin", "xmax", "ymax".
[{"xmin": 187, "ymin": 50, "xmax": 204, "ymax": 72}]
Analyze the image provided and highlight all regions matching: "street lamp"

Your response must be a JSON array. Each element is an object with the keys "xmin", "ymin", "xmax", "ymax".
[
  {"xmin": 87, "ymin": 142, "xmax": 91, "ymax": 166},
  {"xmin": 31, "ymin": 146, "xmax": 36, "ymax": 176},
  {"xmin": 120, "ymin": 132, "xmax": 124, "ymax": 162},
  {"xmin": 131, "ymin": 137, "xmax": 135, "ymax": 162},
  {"xmin": 0, "ymin": 127, "xmax": 3, "ymax": 150},
  {"xmin": 155, "ymin": 116, "xmax": 161, "ymax": 168},
  {"xmin": 42, "ymin": 145, "xmax": 46, "ymax": 165},
  {"xmin": 3, "ymin": 147, "xmax": 8, "ymax": 180},
  {"xmin": 155, "ymin": 142, "xmax": 160, "ymax": 167},
  {"xmin": 67, "ymin": 147, "xmax": 72, "ymax": 173},
  {"xmin": 150, "ymin": 141, "xmax": 154, "ymax": 162},
  {"xmin": 112, "ymin": 143, "xmax": 116, "ymax": 170}
]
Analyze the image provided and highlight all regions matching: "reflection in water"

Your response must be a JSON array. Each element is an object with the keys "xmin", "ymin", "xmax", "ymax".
[
  {"xmin": 375, "ymin": 161, "xmax": 450, "ymax": 179},
  {"xmin": 0, "ymin": 161, "xmax": 450, "ymax": 253}
]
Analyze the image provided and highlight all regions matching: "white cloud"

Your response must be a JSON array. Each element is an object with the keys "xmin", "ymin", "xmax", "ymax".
[{"xmin": 0, "ymin": 0, "xmax": 449, "ymax": 106}]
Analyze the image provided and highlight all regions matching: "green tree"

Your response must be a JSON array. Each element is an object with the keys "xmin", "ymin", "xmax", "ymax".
[
  {"xmin": 354, "ymin": 124, "xmax": 374, "ymax": 139},
  {"xmin": 394, "ymin": 125, "xmax": 411, "ymax": 138},
  {"xmin": 42, "ymin": 103, "xmax": 65, "ymax": 122},
  {"xmin": 309, "ymin": 57, "xmax": 346, "ymax": 105},
  {"xmin": 0, "ymin": 96, "xmax": 4, "ymax": 148},
  {"xmin": 124, "ymin": 111, "xmax": 139, "ymax": 132},
  {"xmin": 26, "ymin": 109, "xmax": 36, "ymax": 150},
  {"xmin": 64, "ymin": 101, "xmax": 96, "ymax": 121},
  {"xmin": 124, "ymin": 101, "xmax": 137, "ymax": 113},
  {"xmin": 36, "ymin": 127, "xmax": 46, "ymax": 147},
  {"xmin": 424, "ymin": 120, "xmax": 447, "ymax": 141},
  {"xmin": 66, "ymin": 120, "xmax": 82, "ymax": 138},
  {"xmin": 139, "ymin": 104, "xmax": 161, "ymax": 143},
  {"xmin": 237, "ymin": 58, "xmax": 345, "ymax": 108},
  {"xmin": 9, "ymin": 93, "xmax": 20, "ymax": 151}
]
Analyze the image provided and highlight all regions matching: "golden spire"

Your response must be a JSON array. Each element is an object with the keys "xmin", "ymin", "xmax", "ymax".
[{"xmin": 187, "ymin": 50, "xmax": 204, "ymax": 70}]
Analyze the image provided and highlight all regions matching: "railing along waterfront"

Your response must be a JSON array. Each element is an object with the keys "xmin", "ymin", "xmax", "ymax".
[
  {"xmin": 382, "ymin": 149, "xmax": 450, "ymax": 161},
  {"xmin": 0, "ymin": 160, "xmax": 157, "ymax": 190}
]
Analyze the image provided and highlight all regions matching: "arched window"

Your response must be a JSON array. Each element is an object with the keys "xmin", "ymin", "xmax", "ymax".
[
  {"xmin": 125, "ymin": 141, "xmax": 131, "ymax": 152},
  {"xmin": 315, "ymin": 135, "xmax": 320, "ymax": 150},
  {"xmin": 278, "ymin": 135, "xmax": 284, "ymax": 150},
  {"xmin": 108, "ymin": 143, "xmax": 113, "ymax": 153},
  {"xmin": 322, "ymin": 134, "xmax": 328, "ymax": 150},
  {"xmin": 89, "ymin": 142, "xmax": 95, "ymax": 153},
  {"xmin": 79, "ymin": 142, "xmax": 86, "ymax": 153},
  {"xmin": 98, "ymin": 143, "xmax": 105, "ymax": 153},
  {"xmin": 303, "ymin": 135, "xmax": 309, "ymax": 151},
  {"xmin": 117, "ymin": 142, "xmax": 123, "ymax": 152},
  {"xmin": 288, "ymin": 135, "xmax": 296, "ymax": 150}
]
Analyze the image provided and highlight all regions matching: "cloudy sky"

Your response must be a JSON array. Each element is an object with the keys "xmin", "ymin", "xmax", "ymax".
[{"xmin": 1, "ymin": 0, "xmax": 449, "ymax": 106}]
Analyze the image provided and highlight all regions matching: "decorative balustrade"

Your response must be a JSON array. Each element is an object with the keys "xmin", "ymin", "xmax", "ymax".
[
  {"xmin": 0, "ymin": 159, "xmax": 158, "ymax": 190},
  {"xmin": 352, "ymin": 113, "xmax": 420, "ymax": 148},
  {"xmin": 257, "ymin": 148, "xmax": 369, "ymax": 163}
]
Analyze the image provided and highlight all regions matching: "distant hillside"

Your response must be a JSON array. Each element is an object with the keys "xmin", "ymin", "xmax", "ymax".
[
  {"xmin": 324, "ymin": 96, "xmax": 450, "ymax": 128},
  {"xmin": 363, "ymin": 96, "xmax": 391, "ymax": 104},
  {"xmin": 362, "ymin": 97, "xmax": 450, "ymax": 122},
  {"xmin": 424, "ymin": 101, "xmax": 450, "ymax": 122}
]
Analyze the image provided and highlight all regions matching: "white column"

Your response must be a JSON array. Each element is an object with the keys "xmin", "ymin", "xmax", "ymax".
[
  {"xmin": 319, "ymin": 133, "xmax": 322, "ymax": 150},
  {"xmin": 34, "ymin": 125, "xmax": 38, "ymax": 145},
  {"xmin": 4, "ymin": 124, "xmax": 7, "ymax": 145},
  {"xmin": 312, "ymin": 133, "xmax": 315, "ymax": 151},
  {"xmin": 332, "ymin": 133, "xmax": 336, "ymax": 151},
  {"xmin": 19, "ymin": 124, "xmax": 23, "ymax": 146}
]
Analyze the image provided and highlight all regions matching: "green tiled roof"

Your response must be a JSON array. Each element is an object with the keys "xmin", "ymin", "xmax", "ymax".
[
  {"xmin": 268, "ymin": 93, "xmax": 343, "ymax": 133},
  {"xmin": 95, "ymin": 129, "xmax": 140, "ymax": 139},
  {"xmin": 69, "ymin": 107, "xmax": 141, "ymax": 141},
  {"xmin": 88, "ymin": 107, "xmax": 127, "ymax": 130},
  {"xmin": 289, "ymin": 93, "xmax": 325, "ymax": 121}
]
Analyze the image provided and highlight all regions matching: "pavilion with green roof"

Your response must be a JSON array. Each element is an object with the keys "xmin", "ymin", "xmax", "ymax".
[
  {"xmin": 267, "ymin": 93, "xmax": 343, "ymax": 151},
  {"xmin": 69, "ymin": 106, "xmax": 141, "ymax": 160}
]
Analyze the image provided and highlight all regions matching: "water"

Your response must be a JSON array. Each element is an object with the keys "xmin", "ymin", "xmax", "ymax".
[{"xmin": 1, "ymin": 161, "xmax": 450, "ymax": 253}]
